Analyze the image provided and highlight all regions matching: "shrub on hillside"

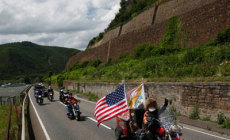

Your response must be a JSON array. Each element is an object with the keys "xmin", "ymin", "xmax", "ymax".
[
  {"xmin": 217, "ymin": 112, "xmax": 226, "ymax": 125},
  {"xmin": 133, "ymin": 43, "xmax": 155, "ymax": 59},
  {"xmin": 221, "ymin": 118, "xmax": 230, "ymax": 129},
  {"xmin": 183, "ymin": 47, "xmax": 204, "ymax": 64},
  {"xmin": 189, "ymin": 105, "xmax": 200, "ymax": 120},
  {"xmin": 57, "ymin": 75, "xmax": 65, "ymax": 87},
  {"xmin": 160, "ymin": 16, "xmax": 182, "ymax": 48},
  {"xmin": 88, "ymin": 60, "xmax": 102, "ymax": 67},
  {"xmin": 213, "ymin": 27, "xmax": 230, "ymax": 45}
]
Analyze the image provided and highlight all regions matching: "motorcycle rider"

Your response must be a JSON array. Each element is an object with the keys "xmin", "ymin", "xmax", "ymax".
[
  {"xmin": 60, "ymin": 87, "xmax": 68, "ymax": 102},
  {"xmin": 35, "ymin": 89, "xmax": 43, "ymax": 103},
  {"xmin": 143, "ymin": 98, "xmax": 168, "ymax": 129},
  {"xmin": 64, "ymin": 93, "xmax": 80, "ymax": 115},
  {"xmin": 48, "ymin": 86, "xmax": 54, "ymax": 95}
]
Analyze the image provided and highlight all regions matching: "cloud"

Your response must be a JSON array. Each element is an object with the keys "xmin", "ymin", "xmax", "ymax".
[{"xmin": 0, "ymin": 0, "xmax": 120, "ymax": 50}]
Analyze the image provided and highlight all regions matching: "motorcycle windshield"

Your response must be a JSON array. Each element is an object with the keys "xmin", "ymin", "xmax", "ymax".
[
  {"xmin": 159, "ymin": 108, "xmax": 177, "ymax": 126},
  {"xmin": 159, "ymin": 108, "xmax": 183, "ymax": 133},
  {"xmin": 63, "ymin": 89, "xmax": 68, "ymax": 94}
]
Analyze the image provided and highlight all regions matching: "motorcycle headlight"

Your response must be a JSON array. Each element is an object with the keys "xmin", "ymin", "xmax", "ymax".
[
  {"xmin": 171, "ymin": 125, "xmax": 181, "ymax": 132},
  {"xmin": 38, "ymin": 95, "xmax": 42, "ymax": 98},
  {"xmin": 177, "ymin": 125, "xmax": 183, "ymax": 131}
]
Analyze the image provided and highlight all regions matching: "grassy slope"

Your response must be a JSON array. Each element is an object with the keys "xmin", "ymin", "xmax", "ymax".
[
  {"xmin": 0, "ymin": 105, "xmax": 9, "ymax": 139},
  {"xmin": 51, "ymin": 17, "xmax": 230, "ymax": 84},
  {"xmin": 0, "ymin": 41, "xmax": 79, "ymax": 81}
]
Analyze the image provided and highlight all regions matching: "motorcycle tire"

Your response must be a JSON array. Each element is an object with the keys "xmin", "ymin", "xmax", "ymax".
[
  {"xmin": 76, "ymin": 112, "xmax": 80, "ymax": 121},
  {"xmin": 49, "ymin": 96, "xmax": 53, "ymax": 102},
  {"xmin": 71, "ymin": 114, "xmax": 75, "ymax": 120},
  {"xmin": 39, "ymin": 99, "xmax": 43, "ymax": 105}
]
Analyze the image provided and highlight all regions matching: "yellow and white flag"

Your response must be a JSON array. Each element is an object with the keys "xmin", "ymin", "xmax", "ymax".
[{"xmin": 127, "ymin": 83, "xmax": 145, "ymax": 109}]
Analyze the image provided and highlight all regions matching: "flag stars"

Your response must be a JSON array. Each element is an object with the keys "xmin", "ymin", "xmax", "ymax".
[{"xmin": 106, "ymin": 85, "xmax": 125, "ymax": 106}]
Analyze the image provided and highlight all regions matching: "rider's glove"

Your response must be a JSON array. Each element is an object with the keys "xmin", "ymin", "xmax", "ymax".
[{"xmin": 164, "ymin": 98, "xmax": 168, "ymax": 106}]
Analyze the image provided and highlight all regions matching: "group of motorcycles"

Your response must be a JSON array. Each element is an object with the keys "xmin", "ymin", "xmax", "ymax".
[
  {"xmin": 34, "ymin": 84, "xmax": 53, "ymax": 105},
  {"xmin": 34, "ymin": 85, "xmax": 183, "ymax": 139},
  {"xmin": 33, "ymin": 85, "xmax": 81, "ymax": 121},
  {"xmin": 59, "ymin": 88, "xmax": 81, "ymax": 121},
  {"xmin": 34, "ymin": 87, "xmax": 54, "ymax": 104}
]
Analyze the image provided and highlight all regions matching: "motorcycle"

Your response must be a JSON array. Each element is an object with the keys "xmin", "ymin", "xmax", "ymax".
[
  {"xmin": 115, "ymin": 108, "xmax": 183, "ymax": 140},
  {"xmin": 158, "ymin": 114, "xmax": 183, "ymax": 140},
  {"xmin": 48, "ymin": 90, "xmax": 54, "ymax": 102},
  {"xmin": 66, "ymin": 100, "xmax": 81, "ymax": 121},
  {"xmin": 135, "ymin": 113, "xmax": 183, "ymax": 140},
  {"xmin": 59, "ymin": 89, "xmax": 69, "ymax": 103},
  {"xmin": 36, "ymin": 94, "xmax": 43, "ymax": 105},
  {"xmin": 35, "ymin": 89, "xmax": 43, "ymax": 105}
]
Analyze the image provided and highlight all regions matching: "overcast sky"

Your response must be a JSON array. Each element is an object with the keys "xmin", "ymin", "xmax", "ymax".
[{"xmin": 0, "ymin": 0, "xmax": 120, "ymax": 50}]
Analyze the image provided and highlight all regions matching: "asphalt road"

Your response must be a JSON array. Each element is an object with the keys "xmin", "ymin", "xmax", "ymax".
[{"xmin": 28, "ymin": 88, "xmax": 230, "ymax": 140}]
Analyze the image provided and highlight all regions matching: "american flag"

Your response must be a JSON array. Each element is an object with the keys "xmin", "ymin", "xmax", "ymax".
[{"xmin": 94, "ymin": 84, "xmax": 129, "ymax": 126}]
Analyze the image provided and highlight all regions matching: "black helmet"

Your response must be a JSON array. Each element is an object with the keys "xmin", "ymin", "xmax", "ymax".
[{"xmin": 69, "ymin": 93, "xmax": 72, "ymax": 96}]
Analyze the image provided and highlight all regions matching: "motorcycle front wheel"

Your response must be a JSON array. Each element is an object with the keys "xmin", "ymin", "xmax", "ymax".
[
  {"xmin": 39, "ymin": 99, "xmax": 43, "ymax": 105},
  {"xmin": 76, "ymin": 111, "xmax": 80, "ymax": 121}
]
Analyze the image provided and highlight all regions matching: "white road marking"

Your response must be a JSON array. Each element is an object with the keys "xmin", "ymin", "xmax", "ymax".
[
  {"xmin": 87, "ymin": 117, "xmax": 112, "ymax": 130},
  {"xmin": 28, "ymin": 89, "xmax": 51, "ymax": 140},
  {"xmin": 59, "ymin": 101, "xmax": 66, "ymax": 106},
  {"xmin": 183, "ymin": 126, "xmax": 230, "ymax": 140},
  {"xmin": 58, "ymin": 100, "xmax": 111, "ymax": 130}
]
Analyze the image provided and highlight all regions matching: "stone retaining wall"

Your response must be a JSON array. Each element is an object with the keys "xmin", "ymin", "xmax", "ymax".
[{"xmin": 63, "ymin": 80, "xmax": 230, "ymax": 121}]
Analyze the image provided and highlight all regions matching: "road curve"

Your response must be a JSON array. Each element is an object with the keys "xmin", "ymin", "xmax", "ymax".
[{"xmin": 28, "ymin": 88, "xmax": 230, "ymax": 140}]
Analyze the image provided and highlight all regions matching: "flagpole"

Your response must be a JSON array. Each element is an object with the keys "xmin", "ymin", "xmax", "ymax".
[
  {"xmin": 141, "ymin": 77, "xmax": 146, "ymax": 100},
  {"xmin": 122, "ymin": 80, "xmax": 129, "ymax": 106},
  {"xmin": 123, "ymin": 79, "xmax": 130, "ymax": 109}
]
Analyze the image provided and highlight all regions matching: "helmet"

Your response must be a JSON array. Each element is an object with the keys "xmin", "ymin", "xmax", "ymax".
[{"xmin": 69, "ymin": 93, "xmax": 72, "ymax": 96}]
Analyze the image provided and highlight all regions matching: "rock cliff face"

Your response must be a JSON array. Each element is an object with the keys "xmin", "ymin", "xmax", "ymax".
[{"xmin": 66, "ymin": 0, "xmax": 230, "ymax": 69}]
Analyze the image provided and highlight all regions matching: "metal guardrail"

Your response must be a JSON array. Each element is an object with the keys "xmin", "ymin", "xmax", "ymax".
[
  {"xmin": 21, "ymin": 93, "xmax": 27, "ymax": 140},
  {"xmin": 2, "ymin": 85, "xmax": 31, "ymax": 140},
  {"xmin": 21, "ymin": 85, "xmax": 32, "ymax": 140}
]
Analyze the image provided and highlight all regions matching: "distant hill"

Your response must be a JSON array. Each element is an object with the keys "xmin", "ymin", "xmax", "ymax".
[{"xmin": 0, "ymin": 41, "xmax": 80, "ymax": 83}]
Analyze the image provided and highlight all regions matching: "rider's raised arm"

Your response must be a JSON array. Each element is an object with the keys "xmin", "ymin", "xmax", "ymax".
[{"xmin": 158, "ymin": 98, "xmax": 168, "ymax": 115}]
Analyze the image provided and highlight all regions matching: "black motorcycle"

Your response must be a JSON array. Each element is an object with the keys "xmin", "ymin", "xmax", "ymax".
[
  {"xmin": 59, "ymin": 89, "xmax": 69, "ymax": 103},
  {"xmin": 36, "ymin": 93, "xmax": 44, "ymax": 105},
  {"xmin": 135, "ymin": 117, "xmax": 164, "ymax": 140},
  {"xmin": 48, "ymin": 89, "xmax": 54, "ymax": 102},
  {"xmin": 135, "ymin": 116, "xmax": 182, "ymax": 140},
  {"xmin": 66, "ymin": 100, "xmax": 81, "ymax": 121}
]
